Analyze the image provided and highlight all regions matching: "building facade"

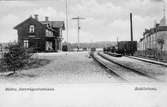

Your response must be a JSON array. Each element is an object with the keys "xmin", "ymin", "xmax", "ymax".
[
  {"xmin": 138, "ymin": 16, "xmax": 167, "ymax": 52},
  {"xmin": 14, "ymin": 15, "xmax": 65, "ymax": 52}
]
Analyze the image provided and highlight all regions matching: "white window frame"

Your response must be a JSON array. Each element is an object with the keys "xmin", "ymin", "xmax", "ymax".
[
  {"xmin": 23, "ymin": 40, "xmax": 29, "ymax": 48},
  {"xmin": 59, "ymin": 28, "xmax": 62, "ymax": 36},
  {"xmin": 29, "ymin": 25, "xmax": 35, "ymax": 33},
  {"xmin": 46, "ymin": 29, "xmax": 53, "ymax": 37}
]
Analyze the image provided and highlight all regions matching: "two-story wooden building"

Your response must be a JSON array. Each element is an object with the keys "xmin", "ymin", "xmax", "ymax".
[{"xmin": 14, "ymin": 15, "xmax": 65, "ymax": 52}]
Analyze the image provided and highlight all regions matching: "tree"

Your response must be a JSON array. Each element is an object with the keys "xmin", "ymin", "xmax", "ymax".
[
  {"xmin": 0, "ymin": 43, "xmax": 2, "ymax": 52},
  {"xmin": 157, "ymin": 38, "xmax": 165, "ymax": 59},
  {"xmin": 2, "ymin": 43, "xmax": 33, "ymax": 75}
]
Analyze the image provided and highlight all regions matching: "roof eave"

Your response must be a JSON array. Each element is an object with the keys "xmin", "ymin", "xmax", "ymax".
[{"xmin": 14, "ymin": 17, "xmax": 44, "ymax": 30}]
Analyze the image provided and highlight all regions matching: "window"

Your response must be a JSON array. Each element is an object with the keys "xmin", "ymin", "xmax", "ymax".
[
  {"xmin": 46, "ymin": 41, "xmax": 53, "ymax": 51},
  {"xmin": 29, "ymin": 25, "xmax": 35, "ymax": 33},
  {"xmin": 59, "ymin": 28, "xmax": 62, "ymax": 36},
  {"xmin": 46, "ymin": 29, "xmax": 53, "ymax": 37},
  {"xmin": 29, "ymin": 35, "xmax": 35, "ymax": 38},
  {"xmin": 24, "ymin": 40, "xmax": 29, "ymax": 48},
  {"xmin": 47, "ymin": 24, "xmax": 51, "ymax": 28}
]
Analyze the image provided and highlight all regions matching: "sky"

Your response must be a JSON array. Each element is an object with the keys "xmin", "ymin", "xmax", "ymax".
[{"xmin": 0, "ymin": 0, "xmax": 166, "ymax": 43}]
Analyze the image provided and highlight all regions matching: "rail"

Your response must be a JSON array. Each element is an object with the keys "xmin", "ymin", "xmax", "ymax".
[{"xmin": 92, "ymin": 52, "xmax": 159, "ymax": 82}]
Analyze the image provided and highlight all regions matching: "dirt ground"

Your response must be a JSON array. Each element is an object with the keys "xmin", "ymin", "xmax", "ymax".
[{"xmin": 0, "ymin": 52, "xmax": 120, "ymax": 84}]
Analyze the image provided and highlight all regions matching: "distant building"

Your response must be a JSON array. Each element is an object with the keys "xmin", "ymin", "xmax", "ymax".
[
  {"xmin": 0, "ymin": 43, "xmax": 2, "ymax": 52},
  {"xmin": 138, "ymin": 15, "xmax": 167, "ymax": 52},
  {"xmin": 14, "ymin": 15, "xmax": 65, "ymax": 52}
]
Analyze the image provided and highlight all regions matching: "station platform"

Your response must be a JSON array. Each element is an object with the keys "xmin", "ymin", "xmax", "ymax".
[{"xmin": 129, "ymin": 56, "xmax": 167, "ymax": 67}]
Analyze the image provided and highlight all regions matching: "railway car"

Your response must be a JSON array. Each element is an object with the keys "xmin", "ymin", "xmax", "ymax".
[
  {"xmin": 117, "ymin": 41, "xmax": 137, "ymax": 55},
  {"xmin": 103, "ymin": 41, "xmax": 137, "ymax": 56}
]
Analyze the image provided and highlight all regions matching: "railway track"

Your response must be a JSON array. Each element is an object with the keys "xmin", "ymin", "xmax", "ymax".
[
  {"xmin": 92, "ymin": 52, "xmax": 126, "ymax": 81},
  {"xmin": 92, "ymin": 52, "xmax": 158, "ymax": 82}
]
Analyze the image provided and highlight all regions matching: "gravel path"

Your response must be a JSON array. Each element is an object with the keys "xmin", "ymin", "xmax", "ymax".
[{"xmin": 0, "ymin": 52, "xmax": 120, "ymax": 84}]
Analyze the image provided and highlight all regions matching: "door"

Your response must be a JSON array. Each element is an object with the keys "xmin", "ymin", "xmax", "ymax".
[{"xmin": 46, "ymin": 41, "xmax": 53, "ymax": 51}]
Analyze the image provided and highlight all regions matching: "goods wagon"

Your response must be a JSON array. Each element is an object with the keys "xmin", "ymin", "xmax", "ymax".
[{"xmin": 103, "ymin": 41, "xmax": 137, "ymax": 56}]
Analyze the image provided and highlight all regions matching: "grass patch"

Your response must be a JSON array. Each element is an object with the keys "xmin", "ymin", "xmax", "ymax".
[
  {"xmin": 24, "ymin": 58, "xmax": 51, "ymax": 70},
  {"xmin": 0, "ymin": 58, "xmax": 8, "ymax": 72},
  {"xmin": 0, "ymin": 58, "xmax": 51, "ymax": 73}
]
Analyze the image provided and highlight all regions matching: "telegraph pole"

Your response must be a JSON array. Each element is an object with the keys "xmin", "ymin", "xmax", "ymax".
[
  {"xmin": 163, "ymin": 0, "xmax": 166, "ymax": 18},
  {"xmin": 72, "ymin": 16, "xmax": 85, "ymax": 51},
  {"xmin": 65, "ymin": 0, "xmax": 69, "ymax": 43}
]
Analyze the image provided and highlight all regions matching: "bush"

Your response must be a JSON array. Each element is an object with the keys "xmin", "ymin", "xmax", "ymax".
[
  {"xmin": 2, "ymin": 43, "xmax": 33, "ymax": 74},
  {"xmin": 62, "ymin": 45, "xmax": 68, "ymax": 51}
]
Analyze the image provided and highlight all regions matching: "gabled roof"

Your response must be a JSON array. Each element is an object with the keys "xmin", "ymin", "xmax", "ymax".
[
  {"xmin": 14, "ymin": 16, "xmax": 65, "ymax": 30},
  {"xmin": 14, "ymin": 16, "xmax": 43, "ymax": 29},
  {"xmin": 40, "ymin": 21, "xmax": 65, "ymax": 30}
]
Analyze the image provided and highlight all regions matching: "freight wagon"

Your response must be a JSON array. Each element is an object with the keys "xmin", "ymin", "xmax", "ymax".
[
  {"xmin": 103, "ymin": 41, "xmax": 137, "ymax": 56},
  {"xmin": 117, "ymin": 41, "xmax": 137, "ymax": 55}
]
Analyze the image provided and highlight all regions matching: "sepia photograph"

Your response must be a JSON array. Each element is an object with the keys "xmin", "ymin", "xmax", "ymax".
[{"xmin": 0, "ymin": 0, "xmax": 167, "ymax": 107}]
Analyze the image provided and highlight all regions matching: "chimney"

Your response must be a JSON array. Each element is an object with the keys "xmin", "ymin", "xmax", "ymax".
[
  {"xmin": 34, "ymin": 14, "xmax": 39, "ymax": 21},
  {"xmin": 45, "ymin": 16, "xmax": 49, "ymax": 22},
  {"xmin": 130, "ymin": 13, "xmax": 133, "ymax": 42}
]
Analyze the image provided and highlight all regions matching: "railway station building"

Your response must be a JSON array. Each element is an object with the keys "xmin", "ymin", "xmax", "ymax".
[
  {"xmin": 14, "ymin": 15, "xmax": 65, "ymax": 52},
  {"xmin": 138, "ymin": 15, "xmax": 167, "ymax": 52}
]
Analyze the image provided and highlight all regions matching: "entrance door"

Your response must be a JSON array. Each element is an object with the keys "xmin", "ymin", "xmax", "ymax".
[{"xmin": 46, "ymin": 41, "xmax": 53, "ymax": 51}]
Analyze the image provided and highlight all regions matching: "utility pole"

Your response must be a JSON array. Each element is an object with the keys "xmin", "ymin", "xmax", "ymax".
[
  {"xmin": 65, "ymin": 0, "xmax": 69, "ymax": 43},
  {"xmin": 72, "ymin": 16, "xmax": 85, "ymax": 51},
  {"xmin": 163, "ymin": 0, "xmax": 166, "ymax": 18}
]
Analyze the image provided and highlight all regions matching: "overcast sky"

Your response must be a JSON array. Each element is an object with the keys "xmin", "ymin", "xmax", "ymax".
[{"xmin": 0, "ymin": 0, "xmax": 166, "ymax": 43}]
